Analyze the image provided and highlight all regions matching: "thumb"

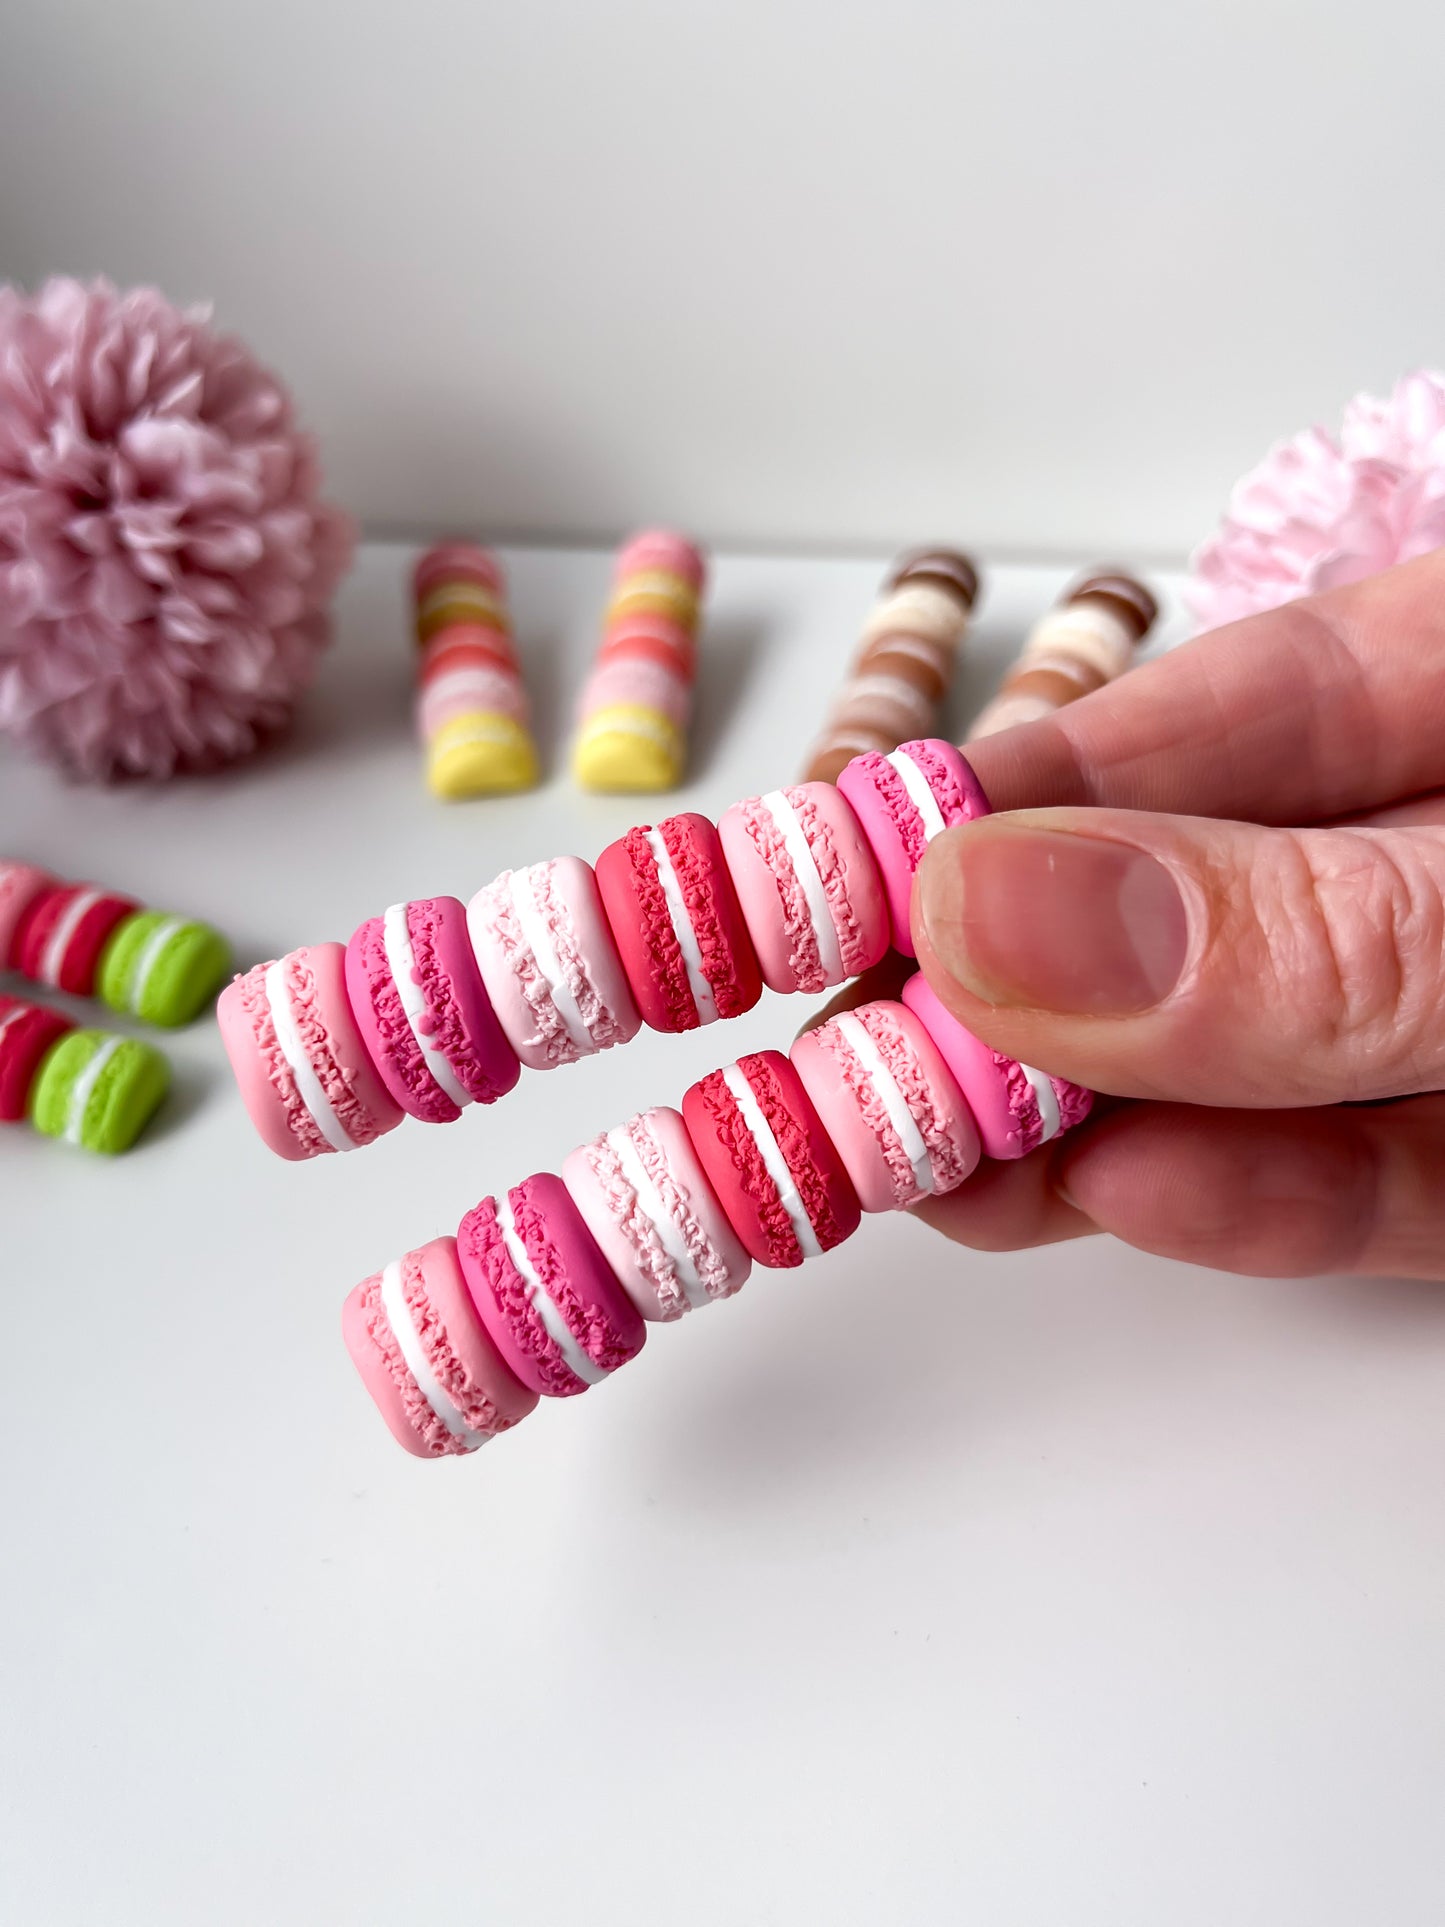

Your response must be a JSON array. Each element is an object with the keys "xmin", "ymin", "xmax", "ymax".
[{"xmin": 912, "ymin": 810, "xmax": 1445, "ymax": 1107}]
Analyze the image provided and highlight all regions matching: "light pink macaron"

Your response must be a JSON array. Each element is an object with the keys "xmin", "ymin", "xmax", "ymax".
[
  {"xmin": 718, "ymin": 781, "xmax": 889, "ymax": 995},
  {"xmin": 791, "ymin": 997, "xmax": 981, "ymax": 1210},
  {"xmin": 836, "ymin": 738, "xmax": 990, "ymax": 955},
  {"xmin": 0, "ymin": 862, "xmax": 57, "ymax": 968},
  {"xmin": 219, "ymin": 942, "xmax": 402, "ymax": 1160},
  {"xmin": 417, "ymin": 664, "xmax": 530, "ymax": 738},
  {"xmin": 562, "ymin": 1105, "xmax": 751, "ymax": 1320},
  {"xmin": 615, "ymin": 529, "xmax": 706, "ymax": 593},
  {"xmin": 577, "ymin": 656, "xmax": 692, "ymax": 730}
]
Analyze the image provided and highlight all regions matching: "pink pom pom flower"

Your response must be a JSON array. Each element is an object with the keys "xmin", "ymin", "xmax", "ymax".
[
  {"xmin": 0, "ymin": 277, "xmax": 355, "ymax": 779},
  {"xmin": 1187, "ymin": 370, "xmax": 1445, "ymax": 635}
]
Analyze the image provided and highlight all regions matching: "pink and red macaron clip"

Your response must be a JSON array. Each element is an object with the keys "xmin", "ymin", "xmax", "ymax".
[{"xmin": 218, "ymin": 740, "xmax": 1093, "ymax": 1459}]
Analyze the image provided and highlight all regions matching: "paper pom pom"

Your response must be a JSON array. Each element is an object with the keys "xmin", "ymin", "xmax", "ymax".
[
  {"xmin": 0, "ymin": 277, "xmax": 355, "ymax": 779},
  {"xmin": 1187, "ymin": 370, "xmax": 1445, "ymax": 634}
]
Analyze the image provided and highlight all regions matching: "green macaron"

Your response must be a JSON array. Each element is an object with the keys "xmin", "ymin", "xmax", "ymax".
[
  {"xmin": 98, "ymin": 909, "xmax": 231, "ymax": 1028},
  {"xmin": 29, "ymin": 1028, "xmax": 170, "ymax": 1154}
]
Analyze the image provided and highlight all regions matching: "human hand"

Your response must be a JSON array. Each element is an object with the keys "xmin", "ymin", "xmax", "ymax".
[{"xmin": 824, "ymin": 550, "xmax": 1445, "ymax": 1279}]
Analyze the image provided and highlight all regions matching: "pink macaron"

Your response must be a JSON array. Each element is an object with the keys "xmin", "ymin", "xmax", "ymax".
[
  {"xmin": 615, "ymin": 529, "xmax": 706, "ymax": 593},
  {"xmin": 595, "ymin": 813, "xmax": 762, "ymax": 1033},
  {"xmin": 562, "ymin": 1105, "xmax": 752, "ymax": 1320},
  {"xmin": 791, "ymin": 997, "xmax": 982, "ymax": 1211},
  {"xmin": 14, "ymin": 881, "xmax": 137, "ymax": 994},
  {"xmin": 344, "ymin": 897, "xmax": 520, "ymax": 1124},
  {"xmin": 467, "ymin": 857, "xmax": 641, "ymax": 1071},
  {"xmin": 0, "ymin": 994, "xmax": 73, "ymax": 1122},
  {"xmin": 412, "ymin": 542, "xmax": 506, "ymax": 602},
  {"xmin": 458, "ymin": 1172, "xmax": 647, "ymax": 1397},
  {"xmin": 836, "ymin": 738, "xmax": 991, "ymax": 954},
  {"xmin": 681, "ymin": 1048, "xmax": 860, "ymax": 1268},
  {"xmin": 0, "ymin": 862, "xmax": 57, "ymax": 968},
  {"xmin": 219, "ymin": 942, "xmax": 403, "ymax": 1160},
  {"xmin": 718, "ymin": 781, "xmax": 889, "ymax": 995},
  {"xmin": 902, "ymin": 973, "xmax": 1093, "ymax": 1159},
  {"xmin": 344, "ymin": 1234, "xmax": 539, "ymax": 1458}
]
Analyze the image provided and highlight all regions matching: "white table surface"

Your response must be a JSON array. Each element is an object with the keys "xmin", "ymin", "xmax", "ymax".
[{"xmin": 3, "ymin": 547, "xmax": 1443, "ymax": 1927}]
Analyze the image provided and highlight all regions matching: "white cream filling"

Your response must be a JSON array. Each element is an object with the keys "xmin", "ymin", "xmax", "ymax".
[
  {"xmin": 835, "ymin": 673, "xmax": 933, "ymax": 725},
  {"xmin": 642, "ymin": 828, "xmax": 717, "ymax": 1024},
  {"xmin": 608, "ymin": 1122, "xmax": 710, "ymax": 1310},
  {"xmin": 720, "ymin": 1061, "xmax": 822, "ymax": 1260},
  {"xmin": 262, "ymin": 958, "xmax": 355, "ymax": 1153},
  {"xmin": 495, "ymin": 1193, "xmax": 606, "ymax": 1384},
  {"xmin": 64, "ymin": 1035, "xmax": 122, "ymax": 1146},
  {"xmin": 579, "ymin": 708, "xmax": 679, "ymax": 752},
  {"xmin": 884, "ymin": 749, "xmax": 948, "ymax": 842},
  {"xmin": 1019, "ymin": 1063, "xmax": 1061, "ymax": 1143},
  {"xmin": 508, "ymin": 866, "xmax": 593, "ymax": 1053},
  {"xmin": 379, "ymin": 1259, "xmax": 489, "ymax": 1450},
  {"xmin": 128, "ymin": 917, "xmax": 183, "ymax": 1012},
  {"xmin": 39, "ymin": 888, "xmax": 102, "ymax": 987},
  {"xmin": 760, "ymin": 789, "xmax": 844, "ymax": 983},
  {"xmin": 382, "ymin": 903, "xmax": 470, "ymax": 1109},
  {"xmin": 834, "ymin": 1012, "xmax": 934, "ymax": 1194},
  {"xmin": 0, "ymin": 1007, "xmax": 26, "ymax": 1048},
  {"xmin": 1023, "ymin": 604, "xmax": 1134, "ymax": 681},
  {"xmin": 418, "ymin": 579, "xmax": 505, "ymax": 626}
]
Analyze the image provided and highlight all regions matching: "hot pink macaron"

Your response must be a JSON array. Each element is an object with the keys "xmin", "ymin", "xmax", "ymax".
[
  {"xmin": 344, "ymin": 1234, "xmax": 539, "ymax": 1458},
  {"xmin": 14, "ymin": 881, "xmax": 137, "ymax": 994},
  {"xmin": 467, "ymin": 857, "xmax": 641, "ymax": 1071},
  {"xmin": 562, "ymin": 1105, "xmax": 751, "ymax": 1320},
  {"xmin": 718, "ymin": 781, "xmax": 889, "ymax": 994},
  {"xmin": 344, "ymin": 897, "xmax": 520, "ymax": 1124},
  {"xmin": 681, "ymin": 1049, "xmax": 860, "ymax": 1268},
  {"xmin": 412, "ymin": 542, "xmax": 506, "ymax": 602},
  {"xmin": 791, "ymin": 997, "xmax": 981, "ymax": 1211},
  {"xmin": 219, "ymin": 942, "xmax": 403, "ymax": 1160},
  {"xmin": 594, "ymin": 813, "xmax": 762, "ymax": 1033},
  {"xmin": 0, "ymin": 994, "xmax": 73, "ymax": 1122},
  {"xmin": 836, "ymin": 738, "xmax": 991, "ymax": 954},
  {"xmin": 902, "ymin": 973, "xmax": 1093, "ymax": 1159},
  {"xmin": 0, "ymin": 863, "xmax": 57, "ymax": 968},
  {"xmin": 458, "ymin": 1172, "xmax": 646, "ymax": 1398}
]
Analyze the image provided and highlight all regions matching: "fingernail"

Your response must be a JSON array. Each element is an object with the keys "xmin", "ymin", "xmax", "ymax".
[{"xmin": 917, "ymin": 823, "xmax": 1189, "ymax": 1014}]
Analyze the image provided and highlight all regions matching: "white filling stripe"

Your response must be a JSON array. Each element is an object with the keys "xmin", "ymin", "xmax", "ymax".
[
  {"xmin": 0, "ymin": 1008, "xmax": 26, "ymax": 1047},
  {"xmin": 720, "ymin": 1062, "xmax": 822, "ymax": 1260},
  {"xmin": 382, "ymin": 904, "xmax": 470, "ymax": 1109},
  {"xmin": 642, "ymin": 828, "xmax": 717, "ymax": 1024},
  {"xmin": 608, "ymin": 1123, "xmax": 710, "ymax": 1309},
  {"xmin": 835, "ymin": 1012, "xmax": 934, "ymax": 1193},
  {"xmin": 379, "ymin": 1259, "xmax": 489, "ymax": 1449},
  {"xmin": 40, "ymin": 889, "xmax": 102, "ymax": 987},
  {"xmin": 263, "ymin": 959, "xmax": 355, "ymax": 1153},
  {"xmin": 128, "ymin": 917, "xmax": 183, "ymax": 1010},
  {"xmin": 64, "ymin": 1035, "xmax": 123, "ymax": 1146},
  {"xmin": 884, "ymin": 750, "xmax": 948, "ymax": 842},
  {"xmin": 761, "ymin": 790, "xmax": 844, "ymax": 983},
  {"xmin": 509, "ymin": 867, "xmax": 593, "ymax": 1053},
  {"xmin": 496, "ymin": 1194, "xmax": 607, "ymax": 1384},
  {"xmin": 1020, "ymin": 1063, "xmax": 1061, "ymax": 1143}
]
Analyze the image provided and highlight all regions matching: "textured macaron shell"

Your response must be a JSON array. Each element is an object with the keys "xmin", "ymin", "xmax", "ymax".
[
  {"xmin": 595, "ymin": 814, "xmax": 762, "ymax": 1033},
  {"xmin": 580, "ymin": 656, "xmax": 691, "ymax": 730},
  {"xmin": 791, "ymin": 998, "xmax": 982, "ymax": 1211},
  {"xmin": 0, "ymin": 996, "xmax": 72, "ymax": 1121},
  {"xmin": 28, "ymin": 1028, "xmax": 169, "ymax": 1153},
  {"xmin": 97, "ymin": 910, "xmax": 232, "ymax": 1027},
  {"xmin": 0, "ymin": 863, "xmax": 57, "ymax": 966},
  {"xmin": 218, "ymin": 942, "xmax": 403, "ymax": 1160},
  {"xmin": 615, "ymin": 530, "xmax": 706, "ymax": 592},
  {"xmin": 836, "ymin": 739, "xmax": 991, "ymax": 954},
  {"xmin": 562, "ymin": 1105, "xmax": 751, "ymax": 1320},
  {"xmin": 345, "ymin": 898, "xmax": 520, "ymax": 1124},
  {"xmin": 343, "ymin": 1235, "xmax": 538, "ymax": 1458},
  {"xmin": 902, "ymin": 974, "xmax": 1093, "ymax": 1159},
  {"xmin": 681, "ymin": 1048, "xmax": 860, "ymax": 1268},
  {"xmin": 15, "ymin": 883, "xmax": 137, "ymax": 994},
  {"xmin": 467, "ymin": 857, "xmax": 640, "ymax": 1070},
  {"xmin": 718, "ymin": 781, "xmax": 889, "ymax": 995},
  {"xmin": 458, "ymin": 1172, "xmax": 646, "ymax": 1398}
]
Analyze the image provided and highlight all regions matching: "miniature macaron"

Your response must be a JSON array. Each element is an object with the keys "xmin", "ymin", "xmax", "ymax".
[
  {"xmin": 836, "ymin": 738, "xmax": 991, "ymax": 954},
  {"xmin": 344, "ymin": 897, "xmax": 520, "ymax": 1123},
  {"xmin": 218, "ymin": 942, "xmax": 403, "ymax": 1160},
  {"xmin": 681, "ymin": 1048, "xmax": 860, "ymax": 1267},
  {"xmin": 0, "ymin": 994, "xmax": 73, "ymax": 1122},
  {"xmin": 97, "ymin": 909, "xmax": 232, "ymax": 1027},
  {"xmin": 458, "ymin": 1172, "xmax": 647, "ymax": 1397},
  {"xmin": 343, "ymin": 1234, "xmax": 539, "ymax": 1458},
  {"xmin": 791, "ymin": 998, "xmax": 982, "ymax": 1210},
  {"xmin": 562, "ymin": 1105, "xmax": 752, "ymax": 1320},
  {"xmin": 467, "ymin": 858, "xmax": 641, "ymax": 1071},
  {"xmin": 717, "ymin": 781, "xmax": 890, "ymax": 994},
  {"xmin": 902, "ymin": 974, "xmax": 1093, "ymax": 1159},
  {"xmin": 594, "ymin": 813, "xmax": 762, "ymax": 1032},
  {"xmin": 0, "ymin": 862, "xmax": 57, "ymax": 967},
  {"xmin": 28, "ymin": 1027, "xmax": 169, "ymax": 1153},
  {"xmin": 14, "ymin": 881, "xmax": 137, "ymax": 995}
]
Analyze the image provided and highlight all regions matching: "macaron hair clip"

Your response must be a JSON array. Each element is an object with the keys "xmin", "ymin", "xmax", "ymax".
[
  {"xmin": 968, "ymin": 567, "xmax": 1157, "ymax": 740},
  {"xmin": 414, "ymin": 543, "xmax": 540, "ymax": 798},
  {"xmin": 0, "ymin": 993, "xmax": 169, "ymax": 1153},
  {"xmin": 218, "ymin": 737, "xmax": 995, "ymax": 1159}
]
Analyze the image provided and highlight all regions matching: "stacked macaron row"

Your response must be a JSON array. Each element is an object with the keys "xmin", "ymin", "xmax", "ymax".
[
  {"xmin": 344, "ymin": 975, "xmax": 1093, "ymax": 1458},
  {"xmin": 0, "ymin": 994, "xmax": 169, "ymax": 1152},
  {"xmin": 415, "ymin": 543, "xmax": 539, "ymax": 799},
  {"xmin": 220, "ymin": 738, "xmax": 996, "ymax": 1161}
]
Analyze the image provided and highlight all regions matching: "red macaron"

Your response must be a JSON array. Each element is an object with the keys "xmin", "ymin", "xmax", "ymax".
[
  {"xmin": 0, "ymin": 994, "xmax": 73, "ymax": 1121},
  {"xmin": 14, "ymin": 883, "xmax": 138, "ymax": 995}
]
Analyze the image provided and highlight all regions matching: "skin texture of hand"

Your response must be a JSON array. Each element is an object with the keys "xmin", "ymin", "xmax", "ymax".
[{"xmin": 815, "ymin": 550, "xmax": 1445, "ymax": 1280}]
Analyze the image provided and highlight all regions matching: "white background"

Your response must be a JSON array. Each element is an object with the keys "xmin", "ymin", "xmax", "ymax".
[{"xmin": 3, "ymin": 0, "xmax": 1444, "ymax": 556}]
